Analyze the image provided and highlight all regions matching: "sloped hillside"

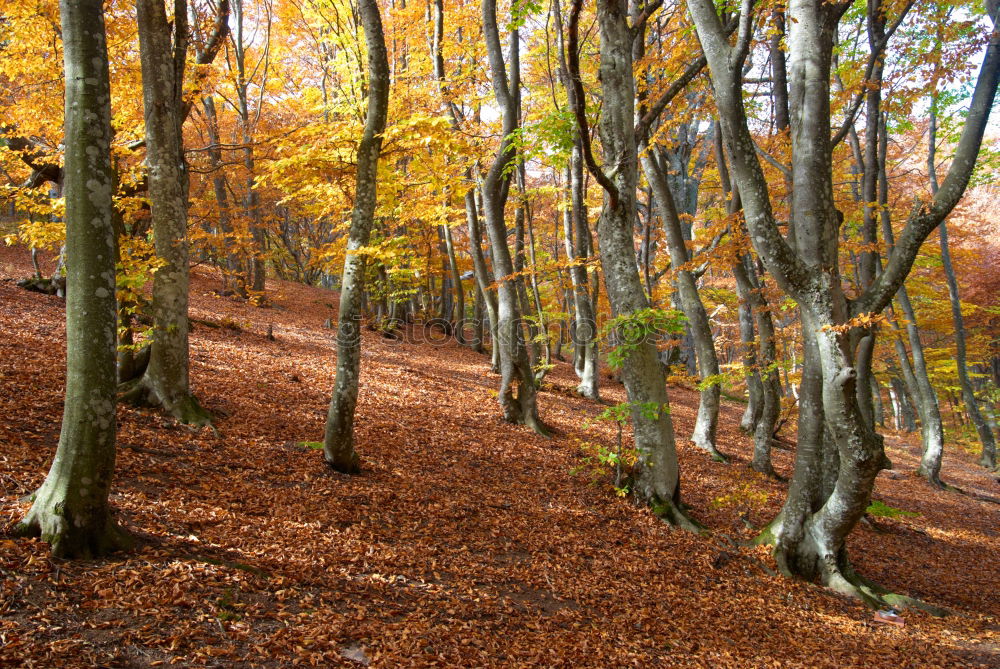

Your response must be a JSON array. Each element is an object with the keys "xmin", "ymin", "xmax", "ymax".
[{"xmin": 1, "ymin": 244, "xmax": 998, "ymax": 668}]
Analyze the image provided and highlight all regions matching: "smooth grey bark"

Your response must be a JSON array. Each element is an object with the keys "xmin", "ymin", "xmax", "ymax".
[
  {"xmin": 691, "ymin": 0, "xmax": 998, "ymax": 604},
  {"xmin": 127, "ymin": 0, "xmax": 211, "ymax": 426},
  {"xmin": 553, "ymin": 0, "xmax": 599, "ymax": 399},
  {"xmin": 870, "ymin": 374, "xmax": 885, "ymax": 427},
  {"xmin": 201, "ymin": 94, "xmax": 245, "ymax": 295},
  {"xmin": 524, "ymin": 204, "xmax": 552, "ymax": 381},
  {"xmin": 640, "ymin": 146, "xmax": 724, "ymax": 461},
  {"xmin": 929, "ymin": 110, "xmax": 997, "ymax": 469},
  {"xmin": 888, "ymin": 373, "xmax": 917, "ymax": 431},
  {"xmin": 466, "ymin": 187, "xmax": 500, "ymax": 370},
  {"xmin": 737, "ymin": 285, "xmax": 764, "ymax": 433},
  {"xmin": 568, "ymin": 0, "xmax": 695, "ymax": 528},
  {"xmin": 567, "ymin": 143, "xmax": 600, "ymax": 398},
  {"xmin": 230, "ymin": 0, "xmax": 270, "ymax": 295},
  {"xmin": 716, "ymin": 126, "xmax": 780, "ymax": 474},
  {"xmin": 322, "ymin": 0, "xmax": 390, "ymax": 473},
  {"xmin": 479, "ymin": 0, "xmax": 544, "ymax": 433},
  {"xmin": 16, "ymin": 0, "xmax": 131, "ymax": 557},
  {"xmin": 734, "ymin": 255, "xmax": 781, "ymax": 477},
  {"xmin": 895, "ymin": 286, "xmax": 945, "ymax": 485},
  {"xmin": 874, "ymin": 120, "xmax": 945, "ymax": 485},
  {"xmin": 442, "ymin": 222, "xmax": 466, "ymax": 344}
]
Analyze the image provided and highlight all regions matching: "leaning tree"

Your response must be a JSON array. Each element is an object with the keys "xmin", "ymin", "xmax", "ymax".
[{"xmin": 689, "ymin": 0, "xmax": 999, "ymax": 603}]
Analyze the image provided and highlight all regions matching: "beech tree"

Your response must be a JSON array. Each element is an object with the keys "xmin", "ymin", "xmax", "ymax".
[
  {"xmin": 479, "ymin": 0, "xmax": 545, "ymax": 434},
  {"xmin": 15, "ymin": 0, "xmax": 132, "ymax": 558},
  {"xmin": 689, "ymin": 0, "xmax": 1000, "ymax": 602},
  {"xmin": 322, "ymin": 0, "xmax": 390, "ymax": 472},
  {"xmin": 126, "ymin": 0, "xmax": 228, "ymax": 426}
]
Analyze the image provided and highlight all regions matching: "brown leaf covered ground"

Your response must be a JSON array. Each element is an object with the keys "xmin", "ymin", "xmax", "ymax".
[{"xmin": 1, "ymin": 245, "xmax": 998, "ymax": 668}]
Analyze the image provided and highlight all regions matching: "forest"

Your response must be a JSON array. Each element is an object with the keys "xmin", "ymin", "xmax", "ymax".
[{"xmin": 0, "ymin": 0, "xmax": 999, "ymax": 665}]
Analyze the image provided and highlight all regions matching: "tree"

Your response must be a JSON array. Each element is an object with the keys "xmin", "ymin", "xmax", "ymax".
[
  {"xmin": 15, "ymin": 0, "xmax": 132, "ymax": 558},
  {"xmin": 930, "ymin": 106, "xmax": 998, "ymax": 470},
  {"xmin": 125, "ymin": 0, "xmax": 227, "ymax": 426},
  {"xmin": 322, "ymin": 0, "xmax": 390, "ymax": 473},
  {"xmin": 479, "ymin": 0, "xmax": 545, "ymax": 434},
  {"xmin": 566, "ymin": 0, "xmax": 698, "ymax": 527},
  {"xmin": 690, "ymin": 0, "xmax": 1000, "ymax": 603}
]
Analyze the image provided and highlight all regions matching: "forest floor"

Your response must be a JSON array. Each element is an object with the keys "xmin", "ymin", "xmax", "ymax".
[{"xmin": 1, "ymin": 244, "xmax": 998, "ymax": 668}]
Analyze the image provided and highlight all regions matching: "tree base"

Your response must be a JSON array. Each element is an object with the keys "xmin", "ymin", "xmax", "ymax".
[
  {"xmin": 324, "ymin": 447, "xmax": 361, "ymax": 474},
  {"xmin": 15, "ymin": 493, "xmax": 133, "ymax": 559},
  {"xmin": 916, "ymin": 465, "xmax": 945, "ymax": 489},
  {"xmin": 756, "ymin": 529, "xmax": 950, "ymax": 615},
  {"xmin": 694, "ymin": 440, "xmax": 729, "ymax": 463},
  {"xmin": 751, "ymin": 458, "xmax": 783, "ymax": 481},
  {"xmin": 521, "ymin": 413, "xmax": 551, "ymax": 438},
  {"xmin": 120, "ymin": 378, "xmax": 214, "ymax": 429},
  {"xmin": 648, "ymin": 496, "xmax": 706, "ymax": 534}
]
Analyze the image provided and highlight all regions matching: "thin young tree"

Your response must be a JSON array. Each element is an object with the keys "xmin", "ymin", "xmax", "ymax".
[
  {"xmin": 15, "ymin": 0, "xmax": 132, "ymax": 558},
  {"xmin": 566, "ymin": 0, "xmax": 699, "ymax": 527},
  {"xmin": 322, "ymin": 0, "xmax": 390, "ymax": 472},
  {"xmin": 929, "ymin": 106, "xmax": 998, "ymax": 470}
]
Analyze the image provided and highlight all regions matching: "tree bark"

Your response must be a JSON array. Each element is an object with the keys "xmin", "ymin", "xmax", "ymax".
[
  {"xmin": 466, "ymin": 186, "xmax": 500, "ymax": 370},
  {"xmin": 569, "ymin": 0, "xmax": 695, "ymax": 527},
  {"xmin": 127, "ymin": 0, "xmax": 211, "ymax": 426},
  {"xmin": 479, "ymin": 0, "xmax": 544, "ymax": 433},
  {"xmin": 16, "ymin": 0, "xmax": 132, "ymax": 558},
  {"xmin": 553, "ymin": 0, "xmax": 599, "ymax": 399},
  {"xmin": 322, "ymin": 0, "xmax": 390, "ymax": 472},
  {"xmin": 641, "ymin": 146, "xmax": 724, "ymax": 461},
  {"xmin": 929, "ymin": 109, "xmax": 997, "ymax": 469}
]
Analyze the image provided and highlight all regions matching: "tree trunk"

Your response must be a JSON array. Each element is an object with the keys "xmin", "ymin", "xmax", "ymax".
[
  {"xmin": 569, "ymin": 0, "xmax": 694, "ymax": 527},
  {"xmin": 568, "ymin": 142, "xmax": 599, "ymax": 398},
  {"xmin": 201, "ymin": 94, "xmax": 245, "ymax": 295},
  {"xmin": 641, "ymin": 146, "xmax": 724, "ymax": 461},
  {"xmin": 930, "ymin": 103, "xmax": 997, "ymax": 468},
  {"xmin": 466, "ymin": 186, "xmax": 500, "ymax": 370},
  {"xmin": 322, "ymin": 0, "xmax": 390, "ymax": 472},
  {"xmin": 479, "ymin": 0, "xmax": 544, "ymax": 433},
  {"xmin": 127, "ymin": 0, "xmax": 211, "ymax": 426},
  {"xmin": 734, "ymin": 256, "xmax": 781, "ymax": 477},
  {"xmin": 442, "ymin": 221, "xmax": 466, "ymax": 344},
  {"xmin": 16, "ymin": 0, "xmax": 132, "ymax": 557}
]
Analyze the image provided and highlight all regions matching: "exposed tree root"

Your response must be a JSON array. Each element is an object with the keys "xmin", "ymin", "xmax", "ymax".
[
  {"xmin": 15, "ymin": 489, "xmax": 134, "ymax": 559},
  {"xmin": 120, "ymin": 378, "xmax": 215, "ymax": 431},
  {"xmin": 649, "ymin": 495, "xmax": 706, "ymax": 534},
  {"xmin": 755, "ymin": 528, "xmax": 951, "ymax": 615},
  {"xmin": 522, "ymin": 413, "xmax": 551, "ymax": 439}
]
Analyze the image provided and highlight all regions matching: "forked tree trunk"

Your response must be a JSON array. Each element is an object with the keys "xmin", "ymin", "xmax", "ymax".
[
  {"xmin": 569, "ymin": 0, "xmax": 694, "ymax": 527},
  {"xmin": 691, "ymin": 0, "xmax": 999, "ymax": 605},
  {"xmin": 17, "ymin": 0, "xmax": 132, "ymax": 558},
  {"xmin": 322, "ymin": 0, "xmax": 390, "ymax": 472}
]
